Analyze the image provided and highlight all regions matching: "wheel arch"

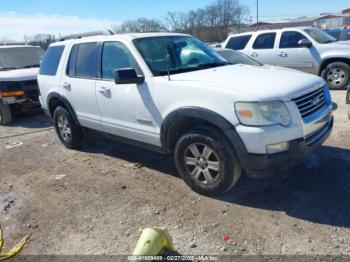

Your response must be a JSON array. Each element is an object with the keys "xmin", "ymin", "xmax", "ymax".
[
  {"xmin": 319, "ymin": 57, "xmax": 350, "ymax": 75},
  {"xmin": 47, "ymin": 92, "xmax": 80, "ymax": 126},
  {"xmin": 160, "ymin": 107, "xmax": 248, "ymax": 159}
]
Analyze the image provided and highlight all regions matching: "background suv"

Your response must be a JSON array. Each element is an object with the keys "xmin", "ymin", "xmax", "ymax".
[
  {"xmin": 38, "ymin": 33, "xmax": 333, "ymax": 195},
  {"xmin": 223, "ymin": 27, "xmax": 350, "ymax": 90},
  {"xmin": 0, "ymin": 45, "xmax": 44, "ymax": 125}
]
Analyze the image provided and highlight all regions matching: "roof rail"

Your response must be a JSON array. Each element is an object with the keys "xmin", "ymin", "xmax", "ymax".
[{"xmin": 59, "ymin": 29, "xmax": 115, "ymax": 41}]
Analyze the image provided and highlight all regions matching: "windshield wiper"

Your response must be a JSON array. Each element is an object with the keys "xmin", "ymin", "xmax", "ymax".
[
  {"xmin": 197, "ymin": 62, "xmax": 231, "ymax": 69},
  {"xmin": 23, "ymin": 64, "xmax": 40, "ymax": 68}
]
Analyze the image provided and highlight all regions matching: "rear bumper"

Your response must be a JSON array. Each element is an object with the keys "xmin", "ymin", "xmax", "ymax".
[{"xmin": 242, "ymin": 117, "xmax": 333, "ymax": 177}]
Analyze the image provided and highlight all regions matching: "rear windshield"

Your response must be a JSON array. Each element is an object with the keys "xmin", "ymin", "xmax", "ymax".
[{"xmin": 0, "ymin": 47, "xmax": 44, "ymax": 71}]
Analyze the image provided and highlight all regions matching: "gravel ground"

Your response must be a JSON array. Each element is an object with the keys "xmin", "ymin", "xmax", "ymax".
[{"xmin": 0, "ymin": 90, "xmax": 349, "ymax": 257}]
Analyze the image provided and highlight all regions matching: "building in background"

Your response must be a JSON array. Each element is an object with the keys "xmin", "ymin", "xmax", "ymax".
[{"xmin": 247, "ymin": 8, "xmax": 350, "ymax": 30}]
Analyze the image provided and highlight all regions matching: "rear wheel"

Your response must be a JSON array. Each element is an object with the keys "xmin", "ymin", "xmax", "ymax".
[
  {"xmin": 53, "ymin": 106, "xmax": 83, "ymax": 149},
  {"xmin": 174, "ymin": 126, "xmax": 241, "ymax": 196},
  {"xmin": 321, "ymin": 62, "xmax": 350, "ymax": 90},
  {"xmin": 0, "ymin": 100, "xmax": 12, "ymax": 126}
]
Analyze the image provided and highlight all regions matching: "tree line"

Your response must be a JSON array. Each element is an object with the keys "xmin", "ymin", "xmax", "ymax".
[{"xmin": 15, "ymin": 0, "xmax": 249, "ymax": 49}]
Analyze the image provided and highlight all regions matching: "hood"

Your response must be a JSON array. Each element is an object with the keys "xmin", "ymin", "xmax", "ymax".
[
  {"xmin": 169, "ymin": 64, "xmax": 324, "ymax": 101},
  {"xmin": 317, "ymin": 41, "xmax": 350, "ymax": 50},
  {"xmin": 0, "ymin": 68, "xmax": 39, "ymax": 82}
]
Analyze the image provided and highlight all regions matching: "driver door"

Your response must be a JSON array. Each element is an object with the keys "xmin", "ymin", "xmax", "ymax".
[{"xmin": 95, "ymin": 41, "xmax": 160, "ymax": 146}]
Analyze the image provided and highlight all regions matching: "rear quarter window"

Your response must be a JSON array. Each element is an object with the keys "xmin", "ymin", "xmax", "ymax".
[{"xmin": 39, "ymin": 46, "xmax": 65, "ymax": 76}]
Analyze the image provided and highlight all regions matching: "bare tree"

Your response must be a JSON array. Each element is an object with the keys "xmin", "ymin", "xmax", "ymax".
[
  {"xmin": 164, "ymin": 0, "xmax": 249, "ymax": 42},
  {"xmin": 24, "ymin": 34, "xmax": 56, "ymax": 50},
  {"xmin": 113, "ymin": 18, "xmax": 167, "ymax": 33}
]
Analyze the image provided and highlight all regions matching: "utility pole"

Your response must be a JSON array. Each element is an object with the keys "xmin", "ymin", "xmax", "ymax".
[{"xmin": 256, "ymin": 0, "xmax": 259, "ymax": 31}]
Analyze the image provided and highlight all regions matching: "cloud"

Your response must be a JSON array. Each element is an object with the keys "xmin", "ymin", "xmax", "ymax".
[{"xmin": 0, "ymin": 12, "xmax": 120, "ymax": 42}]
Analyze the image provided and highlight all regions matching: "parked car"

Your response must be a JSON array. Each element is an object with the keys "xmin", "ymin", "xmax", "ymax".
[
  {"xmin": 325, "ymin": 28, "xmax": 350, "ymax": 42},
  {"xmin": 223, "ymin": 27, "xmax": 350, "ymax": 90},
  {"xmin": 0, "ymin": 45, "xmax": 44, "ymax": 125},
  {"xmin": 38, "ymin": 32, "xmax": 333, "ymax": 196},
  {"xmin": 214, "ymin": 48, "xmax": 262, "ymax": 66}
]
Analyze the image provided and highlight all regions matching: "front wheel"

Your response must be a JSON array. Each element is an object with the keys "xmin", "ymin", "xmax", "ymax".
[
  {"xmin": 174, "ymin": 126, "xmax": 241, "ymax": 196},
  {"xmin": 0, "ymin": 100, "xmax": 12, "ymax": 126},
  {"xmin": 321, "ymin": 62, "xmax": 350, "ymax": 90}
]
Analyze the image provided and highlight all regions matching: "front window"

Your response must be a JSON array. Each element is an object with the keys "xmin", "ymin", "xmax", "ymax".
[
  {"xmin": 133, "ymin": 36, "xmax": 228, "ymax": 76},
  {"xmin": 0, "ymin": 47, "xmax": 44, "ymax": 71},
  {"xmin": 304, "ymin": 28, "xmax": 336, "ymax": 44}
]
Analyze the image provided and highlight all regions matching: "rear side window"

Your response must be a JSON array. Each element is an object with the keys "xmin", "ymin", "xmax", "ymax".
[
  {"xmin": 67, "ymin": 42, "xmax": 98, "ymax": 78},
  {"xmin": 39, "ymin": 46, "xmax": 64, "ymax": 76},
  {"xmin": 226, "ymin": 35, "xmax": 251, "ymax": 50},
  {"xmin": 253, "ymin": 33, "xmax": 276, "ymax": 49},
  {"xmin": 280, "ymin": 31, "xmax": 308, "ymax": 48}
]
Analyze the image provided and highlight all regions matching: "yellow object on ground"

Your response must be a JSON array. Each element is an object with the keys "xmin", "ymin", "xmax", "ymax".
[
  {"xmin": 133, "ymin": 227, "xmax": 176, "ymax": 256},
  {"xmin": 0, "ymin": 228, "xmax": 30, "ymax": 261}
]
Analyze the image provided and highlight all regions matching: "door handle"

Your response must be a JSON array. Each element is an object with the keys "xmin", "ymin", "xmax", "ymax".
[
  {"xmin": 98, "ymin": 87, "xmax": 111, "ymax": 95},
  {"xmin": 62, "ymin": 82, "xmax": 71, "ymax": 90},
  {"xmin": 250, "ymin": 53, "xmax": 258, "ymax": 57},
  {"xmin": 279, "ymin": 52, "xmax": 288, "ymax": 57}
]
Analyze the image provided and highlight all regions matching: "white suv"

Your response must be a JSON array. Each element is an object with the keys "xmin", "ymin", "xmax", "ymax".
[{"xmin": 38, "ymin": 32, "xmax": 333, "ymax": 195}]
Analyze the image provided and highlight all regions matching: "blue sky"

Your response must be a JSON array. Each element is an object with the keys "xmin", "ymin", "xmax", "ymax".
[
  {"xmin": 0, "ymin": 0, "xmax": 349, "ymax": 41},
  {"xmin": 1, "ymin": 0, "xmax": 349, "ymax": 20}
]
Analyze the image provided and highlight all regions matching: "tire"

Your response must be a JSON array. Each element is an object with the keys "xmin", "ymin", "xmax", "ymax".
[
  {"xmin": 321, "ymin": 62, "xmax": 350, "ymax": 90},
  {"xmin": 174, "ymin": 126, "xmax": 241, "ymax": 196},
  {"xmin": 53, "ymin": 106, "xmax": 83, "ymax": 149},
  {"xmin": 0, "ymin": 100, "xmax": 12, "ymax": 126}
]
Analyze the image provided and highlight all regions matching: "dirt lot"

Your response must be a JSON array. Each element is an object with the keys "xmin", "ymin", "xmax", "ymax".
[{"xmin": 0, "ymin": 90, "xmax": 349, "ymax": 257}]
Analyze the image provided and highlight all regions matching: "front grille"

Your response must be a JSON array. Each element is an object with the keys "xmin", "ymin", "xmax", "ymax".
[{"xmin": 293, "ymin": 87, "xmax": 326, "ymax": 120}]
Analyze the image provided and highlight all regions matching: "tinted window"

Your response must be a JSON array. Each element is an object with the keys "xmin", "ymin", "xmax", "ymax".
[
  {"xmin": 39, "ymin": 46, "xmax": 64, "ymax": 76},
  {"xmin": 75, "ymin": 43, "xmax": 98, "ymax": 78},
  {"xmin": 253, "ymin": 33, "xmax": 276, "ymax": 49},
  {"xmin": 217, "ymin": 49, "xmax": 261, "ymax": 66},
  {"xmin": 280, "ymin": 31, "xmax": 308, "ymax": 48},
  {"xmin": 102, "ymin": 42, "xmax": 141, "ymax": 80},
  {"xmin": 67, "ymin": 45, "xmax": 78, "ymax": 76},
  {"xmin": 226, "ymin": 35, "xmax": 251, "ymax": 50}
]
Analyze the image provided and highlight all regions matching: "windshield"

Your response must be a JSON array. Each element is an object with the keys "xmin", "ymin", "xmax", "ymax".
[
  {"xmin": 0, "ymin": 47, "xmax": 44, "ymax": 71},
  {"xmin": 216, "ymin": 49, "xmax": 262, "ymax": 66},
  {"xmin": 304, "ymin": 28, "xmax": 336, "ymax": 44},
  {"xmin": 133, "ymin": 36, "xmax": 229, "ymax": 76}
]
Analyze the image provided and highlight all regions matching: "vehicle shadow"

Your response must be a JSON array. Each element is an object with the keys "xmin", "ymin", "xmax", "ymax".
[
  {"xmin": 82, "ymin": 132, "xmax": 350, "ymax": 227},
  {"xmin": 218, "ymin": 146, "xmax": 350, "ymax": 228},
  {"xmin": 9, "ymin": 108, "xmax": 52, "ymax": 129},
  {"xmin": 82, "ymin": 132, "xmax": 178, "ymax": 177}
]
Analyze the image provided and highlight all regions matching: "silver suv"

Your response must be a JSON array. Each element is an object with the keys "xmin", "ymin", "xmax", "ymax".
[{"xmin": 223, "ymin": 27, "xmax": 350, "ymax": 90}]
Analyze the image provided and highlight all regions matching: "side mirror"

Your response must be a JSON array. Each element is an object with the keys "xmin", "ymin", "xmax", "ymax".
[
  {"xmin": 114, "ymin": 68, "xmax": 145, "ymax": 85},
  {"xmin": 298, "ymin": 39, "xmax": 313, "ymax": 48}
]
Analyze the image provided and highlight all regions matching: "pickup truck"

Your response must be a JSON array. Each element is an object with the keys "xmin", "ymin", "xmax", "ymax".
[
  {"xmin": 0, "ymin": 45, "xmax": 44, "ymax": 125},
  {"xmin": 223, "ymin": 27, "xmax": 350, "ymax": 90}
]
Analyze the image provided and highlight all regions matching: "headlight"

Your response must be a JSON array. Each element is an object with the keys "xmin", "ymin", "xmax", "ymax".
[{"xmin": 235, "ymin": 101, "xmax": 291, "ymax": 127}]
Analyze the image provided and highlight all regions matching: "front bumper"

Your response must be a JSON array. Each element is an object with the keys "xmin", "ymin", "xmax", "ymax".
[{"xmin": 243, "ymin": 116, "xmax": 333, "ymax": 177}]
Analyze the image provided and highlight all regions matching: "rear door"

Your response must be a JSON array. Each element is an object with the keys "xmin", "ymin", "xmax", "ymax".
[
  {"xmin": 248, "ymin": 32, "xmax": 278, "ymax": 65},
  {"xmin": 225, "ymin": 34, "xmax": 252, "ymax": 54},
  {"xmin": 276, "ymin": 31, "xmax": 317, "ymax": 74},
  {"xmin": 60, "ymin": 42, "xmax": 102, "ymax": 131}
]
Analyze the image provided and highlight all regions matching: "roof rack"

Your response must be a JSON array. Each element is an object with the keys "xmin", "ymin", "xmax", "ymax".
[{"xmin": 59, "ymin": 29, "xmax": 115, "ymax": 41}]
